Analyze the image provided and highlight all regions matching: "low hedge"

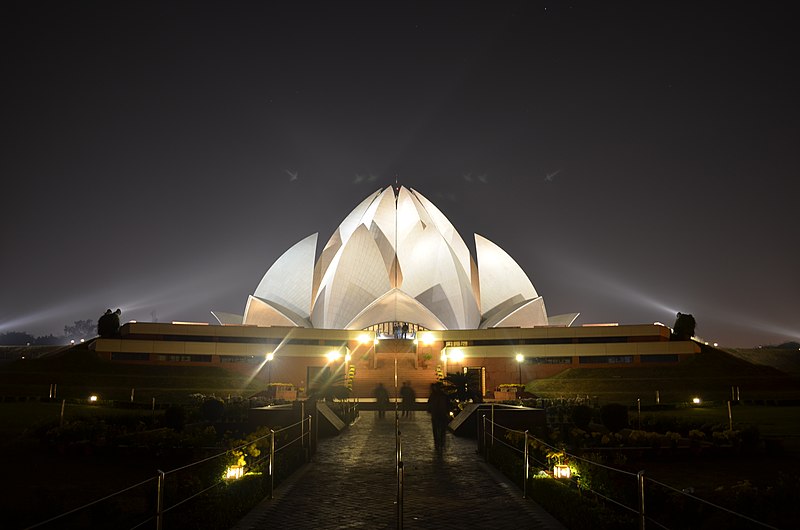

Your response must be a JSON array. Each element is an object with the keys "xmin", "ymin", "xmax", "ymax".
[{"xmin": 528, "ymin": 477, "xmax": 637, "ymax": 530}]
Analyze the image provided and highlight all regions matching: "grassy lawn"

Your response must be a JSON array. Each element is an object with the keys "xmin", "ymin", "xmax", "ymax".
[
  {"xmin": 528, "ymin": 346, "xmax": 800, "ymax": 404},
  {"xmin": 639, "ymin": 404, "xmax": 800, "ymax": 436},
  {"xmin": 0, "ymin": 401, "xmax": 166, "ymax": 443},
  {"xmin": 0, "ymin": 345, "xmax": 265, "ymax": 403}
]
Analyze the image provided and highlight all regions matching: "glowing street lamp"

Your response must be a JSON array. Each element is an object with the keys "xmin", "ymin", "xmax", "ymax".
[
  {"xmin": 553, "ymin": 464, "xmax": 572, "ymax": 479},
  {"xmin": 225, "ymin": 465, "xmax": 244, "ymax": 480},
  {"xmin": 449, "ymin": 349, "xmax": 464, "ymax": 373},
  {"xmin": 265, "ymin": 352, "xmax": 274, "ymax": 386},
  {"xmin": 515, "ymin": 353, "xmax": 524, "ymax": 385}
]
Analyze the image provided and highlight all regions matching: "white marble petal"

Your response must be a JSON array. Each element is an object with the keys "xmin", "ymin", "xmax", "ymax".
[
  {"xmin": 254, "ymin": 233, "xmax": 318, "ymax": 319},
  {"xmin": 311, "ymin": 224, "xmax": 392, "ymax": 329},
  {"xmin": 475, "ymin": 233, "xmax": 538, "ymax": 318}
]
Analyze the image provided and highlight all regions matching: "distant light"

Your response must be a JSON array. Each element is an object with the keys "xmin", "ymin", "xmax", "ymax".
[
  {"xmin": 266, "ymin": 352, "xmax": 274, "ymax": 361},
  {"xmin": 326, "ymin": 350, "xmax": 342, "ymax": 362},
  {"xmin": 420, "ymin": 332, "xmax": 434, "ymax": 345},
  {"xmin": 704, "ymin": 342, "xmax": 709, "ymax": 345},
  {"xmin": 80, "ymin": 338, "xmax": 85, "ymax": 343},
  {"xmin": 692, "ymin": 397, "xmax": 701, "ymax": 404},
  {"xmin": 450, "ymin": 349, "xmax": 464, "ymax": 362},
  {"xmin": 713, "ymin": 342, "xmax": 718, "ymax": 347},
  {"xmin": 70, "ymin": 340, "xmax": 75, "ymax": 345},
  {"xmin": 515, "ymin": 353, "xmax": 524, "ymax": 363},
  {"xmin": 89, "ymin": 395, "xmax": 98, "ymax": 403},
  {"xmin": 130, "ymin": 320, "xmax": 137, "ymax": 323}
]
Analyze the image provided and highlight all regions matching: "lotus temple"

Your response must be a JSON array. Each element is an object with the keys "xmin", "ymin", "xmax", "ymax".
[{"xmin": 92, "ymin": 185, "xmax": 699, "ymax": 398}]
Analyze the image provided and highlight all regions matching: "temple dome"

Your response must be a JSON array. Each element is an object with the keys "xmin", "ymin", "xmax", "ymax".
[{"xmin": 224, "ymin": 186, "xmax": 577, "ymax": 330}]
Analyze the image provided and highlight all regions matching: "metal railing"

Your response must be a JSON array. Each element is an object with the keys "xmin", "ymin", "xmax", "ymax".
[
  {"xmin": 478, "ymin": 415, "xmax": 780, "ymax": 530},
  {"xmin": 393, "ymin": 357, "xmax": 404, "ymax": 530},
  {"xmin": 27, "ymin": 415, "xmax": 313, "ymax": 529}
]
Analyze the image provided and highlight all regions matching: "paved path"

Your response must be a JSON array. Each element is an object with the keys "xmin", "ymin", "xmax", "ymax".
[{"xmin": 234, "ymin": 411, "xmax": 565, "ymax": 530}]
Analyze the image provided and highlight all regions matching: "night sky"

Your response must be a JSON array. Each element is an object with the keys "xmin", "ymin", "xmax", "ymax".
[{"xmin": 2, "ymin": 1, "xmax": 798, "ymax": 347}]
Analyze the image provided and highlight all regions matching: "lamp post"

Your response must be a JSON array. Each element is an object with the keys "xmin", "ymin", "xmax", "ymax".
[
  {"xmin": 265, "ymin": 352, "xmax": 274, "ymax": 387},
  {"xmin": 515, "ymin": 353, "xmax": 524, "ymax": 386}
]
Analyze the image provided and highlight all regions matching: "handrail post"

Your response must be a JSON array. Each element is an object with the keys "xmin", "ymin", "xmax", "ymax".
[
  {"xmin": 396, "ymin": 438, "xmax": 404, "ymax": 530},
  {"xmin": 269, "ymin": 429, "xmax": 276, "ymax": 499},
  {"xmin": 155, "ymin": 470, "xmax": 165, "ymax": 530},
  {"xmin": 523, "ymin": 430, "xmax": 529, "ymax": 498},
  {"xmin": 638, "ymin": 470, "xmax": 646, "ymax": 530},
  {"xmin": 308, "ymin": 414, "xmax": 313, "ymax": 459},
  {"xmin": 483, "ymin": 415, "xmax": 488, "ymax": 462},
  {"xmin": 300, "ymin": 405, "xmax": 305, "ymax": 444},
  {"xmin": 491, "ymin": 404, "xmax": 495, "ymax": 447}
]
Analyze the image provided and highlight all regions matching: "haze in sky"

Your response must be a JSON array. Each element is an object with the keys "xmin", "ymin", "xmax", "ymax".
[{"xmin": 2, "ymin": 2, "xmax": 798, "ymax": 347}]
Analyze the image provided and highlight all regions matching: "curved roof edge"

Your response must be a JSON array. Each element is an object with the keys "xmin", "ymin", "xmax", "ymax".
[
  {"xmin": 344, "ymin": 288, "xmax": 447, "ymax": 331},
  {"xmin": 210, "ymin": 310, "xmax": 243, "ymax": 325},
  {"xmin": 548, "ymin": 313, "xmax": 581, "ymax": 327},
  {"xmin": 244, "ymin": 295, "xmax": 311, "ymax": 328},
  {"xmin": 488, "ymin": 296, "xmax": 548, "ymax": 328}
]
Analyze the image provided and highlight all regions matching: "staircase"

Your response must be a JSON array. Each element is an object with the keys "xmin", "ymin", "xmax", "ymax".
[{"xmin": 351, "ymin": 355, "xmax": 439, "ymax": 401}]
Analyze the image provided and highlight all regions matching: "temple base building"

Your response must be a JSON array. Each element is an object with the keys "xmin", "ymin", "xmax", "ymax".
[{"xmin": 92, "ymin": 186, "xmax": 699, "ymax": 398}]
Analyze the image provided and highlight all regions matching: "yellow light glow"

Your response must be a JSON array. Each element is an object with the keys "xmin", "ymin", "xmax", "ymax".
[
  {"xmin": 692, "ymin": 397, "xmax": 701, "ymax": 404},
  {"xmin": 326, "ymin": 351, "xmax": 342, "ymax": 362},
  {"xmin": 515, "ymin": 353, "xmax": 524, "ymax": 363},
  {"xmin": 553, "ymin": 464, "xmax": 571, "ymax": 479},
  {"xmin": 440, "ymin": 353, "xmax": 448, "ymax": 362},
  {"xmin": 266, "ymin": 352, "xmax": 274, "ymax": 361},
  {"xmin": 450, "ymin": 349, "xmax": 464, "ymax": 362},
  {"xmin": 89, "ymin": 395, "xmax": 98, "ymax": 403},
  {"xmin": 345, "ymin": 353, "xmax": 352, "ymax": 362},
  {"xmin": 225, "ymin": 465, "xmax": 244, "ymax": 480},
  {"xmin": 421, "ymin": 332, "xmax": 434, "ymax": 345},
  {"xmin": 358, "ymin": 333, "xmax": 370, "ymax": 344}
]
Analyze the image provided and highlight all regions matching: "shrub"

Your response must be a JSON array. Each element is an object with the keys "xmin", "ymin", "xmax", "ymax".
[
  {"xmin": 200, "ymin": 397, "xmax": 225, "ymax": 422},
  {"xmin": 164, "ymin": 405, "xmax": 186, "ymax": 431},
  {"xmin": 528, "ymin": 477, "xmax": 637, "ymax": 530},
  {"xmin": 600, "ymin": 403, "xmax": 629, "ymax": 432},
  {"xmin": 571, "ymin": 404, "xmax": 593, "ymax": 429}
]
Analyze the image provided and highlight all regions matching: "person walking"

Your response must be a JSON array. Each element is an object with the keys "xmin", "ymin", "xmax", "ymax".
[
  {"xmin": 426, "ymin": 383, "xmax": 450, "ymax": 449},
  {"xmin": 373, "ymin": 382, "xmax": 389, "ymax": 419},
  {"xmin": 400, "ymin": 382, "xmax": 416, "ymax": 418}
]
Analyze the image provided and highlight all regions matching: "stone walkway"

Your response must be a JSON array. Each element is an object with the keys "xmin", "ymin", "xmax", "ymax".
[{"xmin": 233, "ymin": 411, "xmax": 565, "ymax": 530}]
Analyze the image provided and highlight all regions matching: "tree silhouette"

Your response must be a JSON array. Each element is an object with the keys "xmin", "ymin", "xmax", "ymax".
[
  {"xmin": 64, "ymin": 319, "xmax": 96, "ymax": 341},
  {"xmin": 443, "ymin": 371, "xmax": 481, "ymax": 402},
  {"xmin": 0, "ymin": 331, "xmax": 35, "ymax": 345},
  {"xmin": 672, "ymin": 312, "xmax": 696, "ymax": 341}
]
